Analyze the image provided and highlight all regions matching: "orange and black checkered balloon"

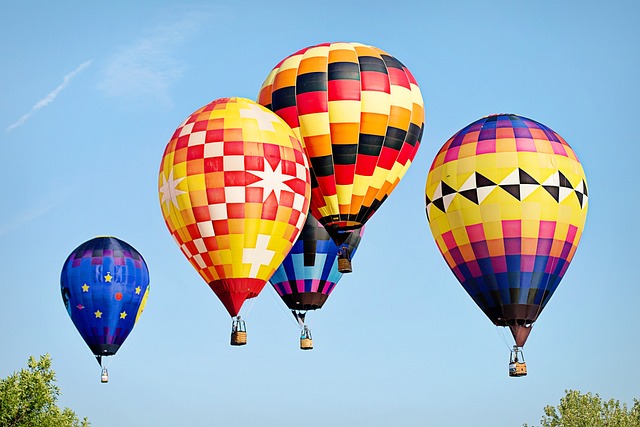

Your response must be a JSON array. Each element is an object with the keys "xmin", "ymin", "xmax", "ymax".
[
  {"xmin": 159, "ymin": 98, "xmax": 311, "ymax": 317},
  {"xmin": 258, "ymin": 42, "xmax": 424, "ymax": 242}
]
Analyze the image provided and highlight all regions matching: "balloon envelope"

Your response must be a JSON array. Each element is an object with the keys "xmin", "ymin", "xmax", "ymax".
[
  {"xmin": 425, "ymin": 114, "xmax": 588, "ymax": 346},
  {"xmin": 258, "ymin": 41, "xmax": 424, "ymax": 242},
  {"xmin": 270, "ymin": 214, "xmax": 364, "ymax": 311},
  {"xmin": 158, "ymin": 97, "xmax": 311, "ymax": 317},
  {"xmin": 60, "ymin": 236, "xmax": 150, "ymax": 358}
]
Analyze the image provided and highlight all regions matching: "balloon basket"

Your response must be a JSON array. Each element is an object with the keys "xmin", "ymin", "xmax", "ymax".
[
  {"xmin": 231, "ymin": 331, "xmax": 247, "ymax": 346},
  {"xmin": 509, "ymin": 361, "xmax": 527, "ymax": 377},
  {"xmin": 508, "ymin": 346, "xmax": 527, "ymax": 377},
  {"xmin": 300, "ymin": 338, "xmax": 313, "ymax": 350},
  {"xmin": 100, "ymin": 367, "xmax": 109, "ymax": 383},
  {"xmin": 338, "ymin": 258, "xmax": 352, "ymax": 273}
]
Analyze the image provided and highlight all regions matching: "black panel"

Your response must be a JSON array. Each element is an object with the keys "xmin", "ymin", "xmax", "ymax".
[
  {"xmin": 476, "ymin": 172, "xmax": 496, "ymax": 188},
  {"xmin": 280, "ymin": 292, "xmax": 329, "ymax": 311},
  {"xmin": 441, "ymin": 181, "xmax": 457, "ymax": 197},
  {"xmin": 384, "ymin": 126, "xmax": 407, "ymax": 151},
  {"xmin": 358, "ymin": 56, "xmax": 388, "ymax": 73},
  {"xmin": 459, "ymin": 189, "xmax": 479, "ymax": 204},
  {"xmin": 519, "ymin": 168, "xmax": 539, "ymax": 185},
  {"xmin": 501, "ymin": 184, "xmax": 521, "ymax": 200},
  {"xmin": 358, "ymin": 134, "xmax": 384, "ymax": 156},
  {"xmin": 271, "ymin": 86, "xmax": 296, "ymax": 110},
  {"xmin": 310, "ymin": 155, "xmax": 334, "ymax": 177},
  {"xmin": 543, "ymin": 185, "xmax": 560, "ymax": 201},
  {"xmin": 332, "ymin": 144, "xmax": 358, "ymax": 165},
  {"xmin": 296, "ymin": 72, "xmax": 328, "ymax": 94},
  {"xmin": 89, "ymin": 343, "xmax": 120, "ymax": 356},
  {"xmin": 380, "ymin": 54, "xmax": 404, "ymax": 70},
  {"xmin": 558, "ymin": 170, "xmax": 573, "ymax": 188},
  {"xmin": 328, "ymin": 62, "xmax": 360, "ymax": 80}
]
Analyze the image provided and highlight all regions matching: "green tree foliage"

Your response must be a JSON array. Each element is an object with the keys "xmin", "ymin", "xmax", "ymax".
[
  {"xmin": 525, "ymin": 389, "xmax": 640, "ymax": 427},
  {"xmin": 0, "ymin": 354, "xmax": 90, "ymax": 427}
]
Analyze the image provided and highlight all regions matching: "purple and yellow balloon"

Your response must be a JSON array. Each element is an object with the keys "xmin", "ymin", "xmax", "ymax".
[{"xmin": 425, "ymin": 114, "xmax": 588, "ymax": 376}]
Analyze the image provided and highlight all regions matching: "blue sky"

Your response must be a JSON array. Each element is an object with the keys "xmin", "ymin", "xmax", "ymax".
[{"xmin": 1, "ymin": 1, "xmax": 638, "ymax": 426}]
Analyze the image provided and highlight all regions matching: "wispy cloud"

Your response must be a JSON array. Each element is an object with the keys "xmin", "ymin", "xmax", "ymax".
[
  {"xmin": 7, "ymin": 60, "xmax": 92, "ymax": 131},
  {"xmin": 0, "ymin": 190, "xmax": 69, "ymax": 237},
  {"xmin": 98, "ymin": 9, "xmax": 209, "ymax": 105}
]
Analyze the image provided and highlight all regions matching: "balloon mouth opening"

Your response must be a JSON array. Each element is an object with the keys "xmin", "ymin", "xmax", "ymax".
[{"xmin": 89, "ymin": 344, "xmax": 119, "ymax": 357}]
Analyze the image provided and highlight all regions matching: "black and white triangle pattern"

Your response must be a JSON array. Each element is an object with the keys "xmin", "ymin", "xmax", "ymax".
[{"xmin": 426, "ymin": 168, "xmax": 588, "ymax": 219}]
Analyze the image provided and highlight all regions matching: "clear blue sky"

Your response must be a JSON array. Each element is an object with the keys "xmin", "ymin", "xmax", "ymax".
[{"xmin": 1, "ymin": 1, "xmax": 638, "ymax": 426}]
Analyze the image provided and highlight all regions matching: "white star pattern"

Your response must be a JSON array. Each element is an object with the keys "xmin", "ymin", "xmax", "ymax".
[
  {"xmin": 248, "ymin": 159, "xmax": 293, "ymax": 203},
  {"xmin": 239, "ymin": 103, "xmax": 279, "ymax": 131},
  {"xmin": 159, "ymin": 169, "xmax": 186, "ymax": 210}
]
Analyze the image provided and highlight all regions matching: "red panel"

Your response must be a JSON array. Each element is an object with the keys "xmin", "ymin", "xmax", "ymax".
[
  {"xmin": 206, "ymin": 128, "xmax": 224, "ymax": 142},
  {"xmin": 297, "ymin": 91, "xmax": 328, "ymax": 115},
  {"xmin": 204, "ymin": 157, "xmax": 223, "ymax": 172},
  {"xmin": 187, "ymin": 145, "xmax": 204, "ymax": 161},
  {"xmin": 387, "ymin": 67, "xmax": 410, "ymax": 88},
  {"xmin": 334, "ymin": 164, "xmax": 355, "ymax": 185},
  {"xmin": 224, "ymin": 171, "xmax": 247, "ymax": 186},
  {"xmin": 192, "ymin": 119, "xmax": 209, "ymax": 132},
  {"xmin": 206, "ymin": 187, "xmax": 225, "ymax": 204},
  {"xmin": 209, "ymin": 278, "xmax": 268, "ymax": 317},
  {"xmin": 275, "ymin": 106, "xmax": 300, "ymax": 128},
  {"xmin": 224, "ymin": 140, "xmax": 245, "ymax": 155},
  {"xmin": 212, "ymin": 220, "xmax": 229, "ymax": 236},
  {"xmin": 328, "ymin": 80, "xmax": 361, "ymax": 101},
  {"xmin": 226, "ymin": 203, "xmax": 246, "ymax": 219},
  {"xmin": 261, "ymin": 192, "xmax": 278, "ymax": 220},
  {"xmin": 377, "ymin": 146, "xmax": 400, "ymax": 170},
  {"xmin": 354, "ymin": 154, "xmax": 377, "ymax": 176},
  {"xmin": 316, "ymin": 175, "xmax": 337, "ymax": 196},
  {"xmin": 192, "ymin": 206, "xmax": 210, "ymax": 222},
  {"xmin": 360, "ymin": 71, "xmax": 390, "ymax": 93}
]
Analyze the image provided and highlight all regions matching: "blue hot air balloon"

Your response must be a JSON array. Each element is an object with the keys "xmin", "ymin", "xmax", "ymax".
[
  {"xmin": 60, "ymin": 236, "xmax": 150, "ymax": 382},
  {"xmin": 270, "ymin": 214, "xmax": 363, "ymax": 349}
]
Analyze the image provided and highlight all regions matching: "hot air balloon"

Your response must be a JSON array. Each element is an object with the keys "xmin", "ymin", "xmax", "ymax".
[
  {"xmin": 158, "ymin": 97, "xmax": 311, "ymax": 346},
  {"xmin": 269, "ymin": 214, "xmax": 364, "ymax": 349},
  {"xmin": 258, "ymin": 41, "xmax": 424, "ymax": 272},
  {"xmin": 60, "ymin": 236, "xmax": 150, "ymax": 383},
  {"xmin": 425, "ymin": 114, "xmax": 588, "ymax": 376}
]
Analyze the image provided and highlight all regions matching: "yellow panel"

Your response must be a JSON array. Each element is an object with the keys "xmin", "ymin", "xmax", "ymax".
[
  {"xmin": 521, "ymin": 219, "xmax": 540, "ymax": 238},
  {"xmin": 389, "ymin": 85, "xmax": 413, "ymax": 109},
  {"xmin": 336, "ymin": 184, "xmax": 354, "ymax": 205},
  {"xmin": 361, "ymin": 91, "xmax": 391, "ymax": 114},
  {"xmin": 451, "ymin": 227, "xmax": 470, "ymax": 245},
  {"xmin": 351, "ymin": 174, "xmax": 370, "ymax": 197},
  {"xmin": 328, "ymin": 100, "xmax": 361, "ymax": 123},
  {"xmin": 300, "ymin": 112, "xmax": 331, "ymax": 137},
  {"xmin": 482, "ymin": 220, "xmax": 503, "ymax": 240},
  {"xmin": 521, "ymin": 202, "xmax": 542, "ymax": 222}
]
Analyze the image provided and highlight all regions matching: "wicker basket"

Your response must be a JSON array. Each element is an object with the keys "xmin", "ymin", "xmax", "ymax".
[
  {"xmin": 338, "ymin": 258, "xmax": 352, "ymax": 273},
  {"xmin": 508, "ymin": 362, "xmax": 527, "ymax": 377},
  {"xmin": 231, "ymin": 331, "xmax": 247, "ymax": 346},
  {"xmin": 300, "ymin": 338, "xmax": 313, "ymax": 350}
]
